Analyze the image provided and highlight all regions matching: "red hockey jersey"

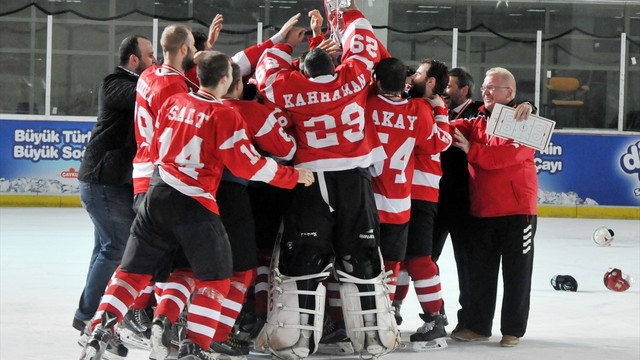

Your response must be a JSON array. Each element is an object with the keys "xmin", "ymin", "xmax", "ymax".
[
  {"xmin": 450, "ymin": 105, "xmax": 537, "ymax": 217},
  {"xmin": 133, "ymin": 64, "xmax": 196, "ymax": 194},
  {"xmin": 221, "ymin": 99, "xmax": 296, "ymax": 161},
  {"xmin": 185, "ymin": 37, "xmax": 279, "ymax": 86},
  {"xmin": 255, "ymin": 10, "xmax": 386, "ymax": 171},
  {"xmin": 368, "ymin": 95, "xmax": 452, "ymax": 224},
  {"xmin": 411, "ymin": 100, "xmax": 452, "ymax": 202},
  {"xmin": 150, "ymin": 90, "xmax": 300, "ymax": 214}
]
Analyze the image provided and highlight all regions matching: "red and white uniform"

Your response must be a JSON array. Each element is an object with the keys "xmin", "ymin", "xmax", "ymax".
[
  {"xmin": 368, "ymin": 95, "xmax": 451, "ymax": 224},
  {"xmin": 150, "ymin": 89, "xmax": 299, "ymax": 214},
  {"xmin": 133, "ymin": 64, "xmax": 197, "ymax": 194},
  {"xmin": 256, "ymin": 10, "xmax": 386, "ymax": 171},
  {"xmin": 222, "ymin": 99, "xmax": 296, "ymax": 161},
  {"xmin": 411, "ymin": 101, "xmax": 451, "ymax": 202},
  {"xmin": 186, "ymin": 37, "xmax": 282, "ymax": 86}
]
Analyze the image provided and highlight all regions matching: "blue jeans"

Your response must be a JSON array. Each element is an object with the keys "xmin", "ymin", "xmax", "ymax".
[{"xmin": 75, "ymin": 181, "xmax": 136, "ymax": 321}]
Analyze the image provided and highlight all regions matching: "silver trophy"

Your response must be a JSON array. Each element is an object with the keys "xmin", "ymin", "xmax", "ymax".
[{"xmin": 325, "ymin": 0, "xmax": 351, "ymax": 13}]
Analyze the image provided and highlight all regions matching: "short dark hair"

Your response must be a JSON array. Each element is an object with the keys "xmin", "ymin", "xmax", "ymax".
[
  {"xmin": 225, "ymin": 62, "xmax": 242, "ymax": 96},
  {"xmin": 197, "ymin": 51, "xmax": 230, "ymax": 88},
  {"xmin": 422, "ymin": 58, "xmax": 449, "ymax": 96},
  {"xmin": 192, "ymin": 31, "xmax": 208, "ymax": 52},
  {"xmin": 449, "ymin": 67, "xmax": 475, "ymax": 99},
  {"xmin": 119, "ymin": 35, "xmax": 147, "ymax": 67},
  {"xmin": 374, "ymin": 57, "xmax": 407, "ymax": 94},
  {"xmin": 303, "ymin": 48, "xmax": 334, "ymax": 78}
]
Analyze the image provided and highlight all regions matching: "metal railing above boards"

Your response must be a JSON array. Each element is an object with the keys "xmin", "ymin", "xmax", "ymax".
[{"xmin": 1, "ymin": 1, "xmax": 639, "ymax": 133}]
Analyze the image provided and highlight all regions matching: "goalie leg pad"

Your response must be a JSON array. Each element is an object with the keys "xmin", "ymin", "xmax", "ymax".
[
  {"xmin": 256, "ymin": 266, "xmax": 331, "ymax": 359},
  {"xmin": 337, "ymin": 270, "xmax": 400, "ymax": 358}
]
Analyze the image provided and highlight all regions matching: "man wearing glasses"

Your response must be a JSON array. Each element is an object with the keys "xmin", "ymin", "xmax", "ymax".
[{"xmin": 448, "ymin": 67, "xmax": 536, "ymax": 348}]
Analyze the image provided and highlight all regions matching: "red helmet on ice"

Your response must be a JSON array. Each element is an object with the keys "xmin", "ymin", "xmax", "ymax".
[{"xmin": 603, "ymin": 268, "xmax": 632, "ymax": 292}]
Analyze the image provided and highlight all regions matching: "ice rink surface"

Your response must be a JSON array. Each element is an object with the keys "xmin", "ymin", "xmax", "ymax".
[{"xmin": 1, "ymin": 207, "xmax": 638, "ymax": 360}]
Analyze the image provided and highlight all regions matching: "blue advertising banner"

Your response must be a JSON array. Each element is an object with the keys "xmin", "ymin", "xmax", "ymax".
[
  {"xmin": 1, "ymin": 119, "xmax": 639, "ymax": 208},
  {"xmin": 0, "ymin": 119, "xmax": 94, "ymax": 194},
  {"xmin": 536, "ymin": 133, "xmax": 640, "ymax": 207}
]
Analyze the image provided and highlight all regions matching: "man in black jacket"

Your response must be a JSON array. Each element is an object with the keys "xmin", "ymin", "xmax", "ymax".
[
  {"xmin": 432, "ymin": 67, "xmax": 481, "ymax": 334},
  {"xmin": 73, "ymin": 35, "xmax": 155, "ymax": 346}
]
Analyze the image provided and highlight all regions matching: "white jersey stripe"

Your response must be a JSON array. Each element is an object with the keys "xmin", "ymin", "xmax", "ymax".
[
  {"xmin": 374, "ymin": 193, "xmax": 411, "ymax": 214},
  {"xmin": 412, "ymin": 169, "xmax": 441, "ymax": 189}
]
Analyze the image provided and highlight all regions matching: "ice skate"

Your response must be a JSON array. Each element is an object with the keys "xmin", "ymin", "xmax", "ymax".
[
  {"xmin": 178, "ymin": 339, "xmax": 226, "ymax": 360},
  {"xmin": 317, "ymin": 320, "xmax": 355, "ymax": 355},
  {"xmin": 120, "ymin": 307, "xmax": 153, "ymax": 350},
  {"xmin": 78, "ymin": 321, "xmax": 91, "ymax": 347},
  {"xmin": 79, "ymin": 312, "xmax": 120, "ymax": 360},
  {"xmin": 408, "ymin": 313, "xmax": 447, "ymax": 351},
  {"xmin": 392, "ymin": 303, "xmax": 403, "ymax": 326},
  {"xmin": 104, "ymin": 331, "xmax": 129, "ymax": 359},
  {"xmin": 151, "ymin": 315, "xmax": 178, "ymax": 360},
  {"xmin": 209, "ymin": 333, "xmax": 249, "ymax": 359}
]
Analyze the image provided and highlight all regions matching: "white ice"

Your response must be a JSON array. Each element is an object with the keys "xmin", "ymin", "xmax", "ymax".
[{"xmin": 1, "ymin": 207, "xmax": 638, "ymax": 359}]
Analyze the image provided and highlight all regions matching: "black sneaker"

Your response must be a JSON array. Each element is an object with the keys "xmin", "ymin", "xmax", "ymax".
[
  {"xmin": 151, "ymin": 315, "xmax": 176, "ymax": 360},
  {"xmin": 209, "ymin": 333, "xmax": 249, "ymax": 358},
  {"xmin": 179, "ymin": 339, "xmax": 225, "ymax": 360}
]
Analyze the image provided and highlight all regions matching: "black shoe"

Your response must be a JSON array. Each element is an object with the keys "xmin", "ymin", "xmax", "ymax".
[{"xmin": 74, "ymin": 317, "xmax": 90, "ymax": 333}]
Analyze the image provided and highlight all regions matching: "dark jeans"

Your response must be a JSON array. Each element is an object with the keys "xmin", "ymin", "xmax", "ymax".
[{"xmin": 75, "ymin": 180, "xmax": 135, "ymax": 321}]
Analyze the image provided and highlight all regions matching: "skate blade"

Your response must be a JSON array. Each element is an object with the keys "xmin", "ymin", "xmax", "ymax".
[
  {"xmin": 102, "ymin": 351, "xmax": 127, "ymax": 360},
  {"xmin": 405, "ymin": 337, "xmax": 448, "ymax": 352},
  {"xmin": 317, "ymin": 341, "xmax": 356, "ymax": 355},
  {"xmin": 248, "ymin": 349, "xmax": 271, "ymax": 357},
  {"xmin": 118, "ymin": 328, "xmax": 152, "ymax": 350}
]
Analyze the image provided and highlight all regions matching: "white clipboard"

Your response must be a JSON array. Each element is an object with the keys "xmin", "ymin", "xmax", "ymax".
[{"xmin": 486, "ymin": 103, "xmax": 556, "ymax": 151}]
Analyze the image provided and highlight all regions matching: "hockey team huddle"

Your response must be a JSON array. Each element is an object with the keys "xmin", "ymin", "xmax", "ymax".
[{"xmin": 76, "ymin": 1, "xmax": 539, "ymax": 360}]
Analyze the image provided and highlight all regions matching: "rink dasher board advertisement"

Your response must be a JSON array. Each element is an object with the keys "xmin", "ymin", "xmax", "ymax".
[
  {"xmin": 0, "ymin": 119, "xmax": 639, "ymax": 208},
  {"xmin": 0, "ymin": 119, "xmax": 94, "ymax": 195},
  {"xmin": 536, "ymin": 133, "xmax": 640, "ymax": 207}
]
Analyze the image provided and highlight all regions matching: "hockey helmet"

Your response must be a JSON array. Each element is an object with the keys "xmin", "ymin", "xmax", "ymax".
[
  {"xmin": 592, "ymin": 226, "xmax": 614, "ymax": 247},
  {"xmin": 550, "ymin": 275, "xmax": 578, "ymax": 292},
  {"xmin": 603, "ymin": 268, "xmax": 633, "ymax": 292}
]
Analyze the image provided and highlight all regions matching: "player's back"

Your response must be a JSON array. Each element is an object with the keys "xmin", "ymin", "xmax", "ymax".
[
  {"xmin": 271, "ymin": 64, "xmax": 384, "ymax": 171},
  {"xmin": 368, "ymin": 95, "xmax": 432, "ymax": 224}
]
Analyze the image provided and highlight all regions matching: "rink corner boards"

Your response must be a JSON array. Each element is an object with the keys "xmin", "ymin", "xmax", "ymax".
[{"xmin": 1, "ymin": 194, "xmax": 638, "ymax": 220}]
